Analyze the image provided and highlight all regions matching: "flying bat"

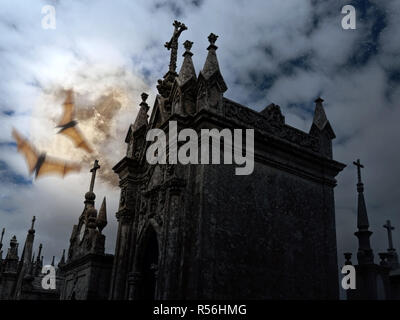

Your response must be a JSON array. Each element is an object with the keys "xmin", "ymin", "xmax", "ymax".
[
  {"xmin": 56, "ymin": 90, "xmax": 93, "ymax": 153},
  {"xmin": 12, "ymin": 128, "xmax": 81, "ymax": 179}
]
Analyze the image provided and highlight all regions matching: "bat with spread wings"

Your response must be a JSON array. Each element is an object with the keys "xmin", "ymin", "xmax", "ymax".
[
  {"xmin": 56, "ymin": 90, "xmax": 93, "ymax": 153},
  {"xmin": 12, "ymin": 128, "xmax": 81, "ymax": 179}
]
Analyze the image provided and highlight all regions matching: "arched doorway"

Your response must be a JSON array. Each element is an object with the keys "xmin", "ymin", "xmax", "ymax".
[{"xmin": 138, "ymin": 225, "xmax": 159, "ymax": 300}]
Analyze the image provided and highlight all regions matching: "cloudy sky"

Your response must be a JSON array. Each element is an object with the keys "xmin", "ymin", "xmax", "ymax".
[{"xmin": 0, "ymin": 0, "xmax": 399, "ymax": 296}]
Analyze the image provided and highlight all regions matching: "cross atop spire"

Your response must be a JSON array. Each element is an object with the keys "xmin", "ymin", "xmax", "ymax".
[
  {"xmin": 353, "ymin": 159, "xmax": 364, "ymax": 185},
  {"xmin": 89, "ymin": 160, "xmax": 100, "ymax": 193},
  {"xmin": 165, "ymin": 20, "xmax": 187, "ymax": 74},
  {"xmin": 384, "ymin": 220, "xmax": 395, "ymax": 251}
]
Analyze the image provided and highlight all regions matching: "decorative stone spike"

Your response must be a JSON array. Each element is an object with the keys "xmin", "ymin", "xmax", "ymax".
[{"xmin": 97, "ymin": 197, "xmax": 108, "ymax": 233}]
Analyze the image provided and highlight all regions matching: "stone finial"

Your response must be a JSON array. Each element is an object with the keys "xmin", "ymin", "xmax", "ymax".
[
  {"xmin": 10, "ymin": 235, "xmax": 17, "ymax": 246},
  {"xmin": 183, "ymin": 40, "xmax": 193, "ymax": 53},
  {"xmin": 86, "ymin": 206, "xmax": 98, "ymax": 229},
  {"xmin": 344, "ymin": 252, "xmax": 353, "ymax": 265},
  {"xmin": 208, "ymin": 33, "xmax": 218, "ymax": 47},
  {"xmin": 141, "ymin": 92, "xmax": 149, "ymax": 104},
  {"xmin": 51, "ymin": 256, "xmax": 55, "ymax": 266},
  {"xmin": 139, "ymin": 92, "xmax": 150, "ymax": 112}
]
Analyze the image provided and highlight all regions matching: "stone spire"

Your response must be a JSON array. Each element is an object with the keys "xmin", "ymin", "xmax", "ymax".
[
  {"xmin": 131, "ymin": 93, "xmax": 150, "ymax": 133},
  {"xmin": 36, "ymin": 243, "xmax": 42, "ymax": 263},
  {"xmin": 14, "ymin": 216, "xmax": 36, "ymax": 299},
  {"xmin": 312, "ymin": 98, "xmax": 328, "ymax": 130},
  {"xmin": 178, "ymin": 40, "xmax": 197, "ymax": 85},
  {"xmin": 353, "ymin": 159, "xmax": 374, "ymax": 265},
  {"xmin": 313, "ymin": 97, "xmax": 336, "ymax": 139},
  {"xmin": 51, "ymin": 256, "xmax": 55, "ymax": 267},
  {"xmin": 21, "ymin": 216, "xmax": 36, "ymax": 262},
  {"xmin": 200, "ymin": 33, "xmax": 227, "ymax": 91},
  {"xmin": 34, "ymin": 243, "xmax": 43, "ymax": 276},
  {"xmin": 197, "ymin": 33, "xmax": 227, "ymax": 114},
  {"xmin": 58, "ymin": 249, "xmax": 66, "ymax": 267},
  {"xmin": 157, "ymin": 20, "xmax": 187, "ymax": 97},
  {"xmin": 97, "ymin": 197, "xmax": 108, "ymax": 233},
  {"xmin": 311, "ymin": 98, "xmax": 335, "ymax": 136},
  {"xmin": 310, "ymin": 98, "xmax": 335, "ymax": 158}
]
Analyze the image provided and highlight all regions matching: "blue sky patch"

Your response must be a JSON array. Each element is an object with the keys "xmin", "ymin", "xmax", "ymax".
[{"xmin": 0, "ymin": 160, "xmax": 32, "ymax": 186}]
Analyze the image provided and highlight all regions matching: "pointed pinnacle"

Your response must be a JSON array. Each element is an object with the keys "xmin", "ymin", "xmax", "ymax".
[{"xmin": 97, "ymin": 197, "xmax": 108, "ymax": 233}]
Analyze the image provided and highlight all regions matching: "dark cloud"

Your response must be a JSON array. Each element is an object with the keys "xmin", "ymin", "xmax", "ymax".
[{"xmin": 2, "ymin": 110, "xmax": 15, "ymax": 116}]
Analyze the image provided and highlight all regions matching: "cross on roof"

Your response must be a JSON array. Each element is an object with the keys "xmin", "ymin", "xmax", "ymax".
[
  {"xmin": 89, "ymin": 160, "xmax": 100, "ymax": 193},
  {"xmin": 383, "ymin": 220, "xmax": 395, "ymax": 251},
  {"xmin": 164, "ymin": 20, "xmax": 187, "ymax": 74},
  {"xmin": 353, "ymin": 159, "xmax": 364, "ymax": 184}
]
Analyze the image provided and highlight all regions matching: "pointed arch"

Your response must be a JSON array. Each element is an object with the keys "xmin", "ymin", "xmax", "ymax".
[{"xmin": 134, "ymin": 222, "xmax": 160, "ymax": 300}]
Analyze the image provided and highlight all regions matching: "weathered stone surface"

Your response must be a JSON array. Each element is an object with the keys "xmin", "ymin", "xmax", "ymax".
[{"xmin": 109, "ymin": 23, "xmax": 345, "ymax": 300}]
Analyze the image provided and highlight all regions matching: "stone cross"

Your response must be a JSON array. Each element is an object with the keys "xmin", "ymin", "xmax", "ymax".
[
  {"xmin": 89, "ymin": 160, "xmax": 100, "ymax": 193},
  {"xmin": 353, "ymin": 159, "xmax": 364, "ymax": 184},
  {"xmin": 383, "ymin": 220, "xmax": 395, "ymax": 251},
  {"xmin": 164, "ymin": 20, "xmax": 187, "ymax": 74}
]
